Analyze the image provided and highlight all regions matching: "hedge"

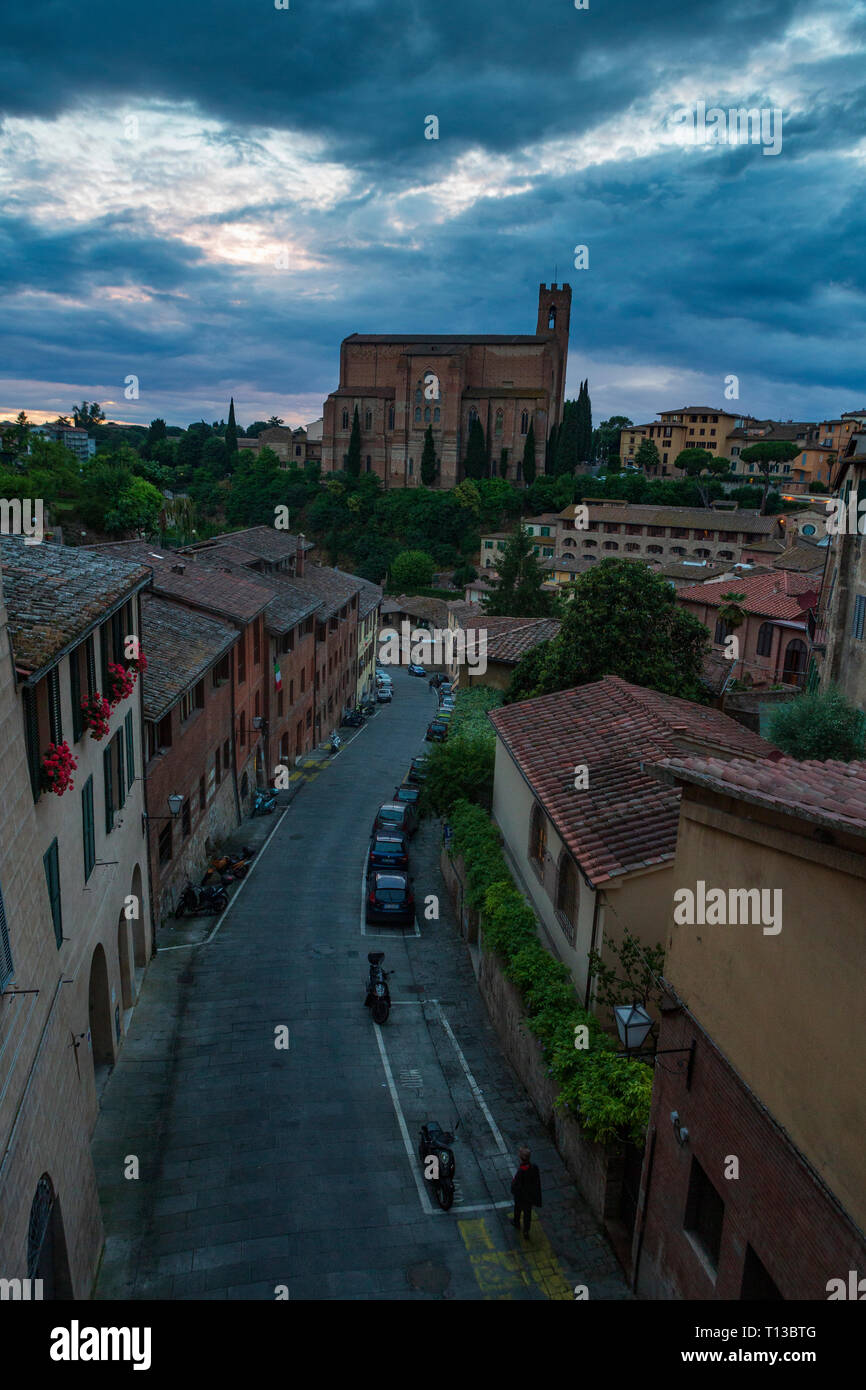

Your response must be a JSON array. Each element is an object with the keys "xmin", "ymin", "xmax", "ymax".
[{"xmin": 447, "ymin": 799, "xmax": 652, "ymax": 1145}]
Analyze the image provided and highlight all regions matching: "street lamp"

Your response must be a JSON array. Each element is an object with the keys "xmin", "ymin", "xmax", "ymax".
[
  {"xmin": 141, "ymin": 792, "xmax": 184, "ymax": 835},
  {"xmin": 614, "ymin": 999, "xmax": 696, "ymax": 1087}
]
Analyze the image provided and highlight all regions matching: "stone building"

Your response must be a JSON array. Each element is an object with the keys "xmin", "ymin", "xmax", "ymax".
[
  {"xmin": 676, "ymin": 569, "xmax": 819, "ymax": 689},
  {"xmin": 321, "ymin": 284, "xmax": 571, "ymax": 488},
  {"xmin": 556, "ymin": 499, "xmax": 783, "ymax": 567},
  {"xmin": 814, "ymin": 427, "xmax": 866, "ymax": 702},
  {"xmin": 0, "ymin": 540, "xmax": 154, "ymax": 1297}
]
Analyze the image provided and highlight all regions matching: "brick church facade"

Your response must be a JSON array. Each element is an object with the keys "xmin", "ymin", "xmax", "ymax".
[{"xmin": 321, "ymin": 283, "xmax": 571, "ymax": 489}]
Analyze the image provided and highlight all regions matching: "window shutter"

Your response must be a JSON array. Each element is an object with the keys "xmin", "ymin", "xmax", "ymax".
[
  {"xmin": 0, "ymin": 882, "xmax": 13, "ymax": 988},
  {"xmin": 21, "ymin": 685, "xmax": 41, "ymax": 799},
  {"xmin": 103, "ymin": 745, "xmax": 114, "ymax": 833},
  {"xmin": 48, "ymin": 667, "xmax": 63, "ymax": 745},
  {"xmin": 42, "ymin": 840, "xmax": 62, "ymax": 949},
  {"xmin": 82, "ymin": 776, "xmax": 95, "ymax": 881},
  {"xmin": 70, "ymin": 650, "xmax": 83, "ymax": 741},
  {"xmin": 124, "ymin": 710, "xmax": 135, "ymax": 785},
  {"xmin": 116, "ymin": 729, "xmax": 126, "ymax": 808},
  {"xmin": 100, "ymin": 624, "xmax": 110, "ymax": 687},
  {"xmin": 86, "ymin": 635, "xmax": 97, "ymax": 697}
]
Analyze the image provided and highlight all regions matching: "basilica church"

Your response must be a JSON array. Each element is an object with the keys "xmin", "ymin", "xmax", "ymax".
[{"xmin": 321, "ymin": 283, "xmax": 571, "ymax": 489}]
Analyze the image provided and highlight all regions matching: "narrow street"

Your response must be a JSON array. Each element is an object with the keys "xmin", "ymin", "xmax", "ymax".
[{"xmin": 93, "ymin": 669, "xmax": 630, "ymax": 1301}]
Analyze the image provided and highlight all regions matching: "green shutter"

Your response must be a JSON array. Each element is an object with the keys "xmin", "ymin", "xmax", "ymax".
[
  {"xmin": 116, "ymin": 729, "xmax": 126, "ymax": 808},
  {"xmin": 42, "ymin": 840, "xmax": 62, "ymax": 949},
  {"xmin": 70, "ymin": 650, "xmax": 83, "ymax": 741},
  {"xmin": 125, "ymin": 710, "xmax": 135, "ymax": 784},
  {"xmin": 0, "ymin": 882, "xmax": 13, "ymax": 989},
  {"xmin": 21, "ymin": 685, "xmax": 41, "ymax": 800},
  {"xmin": 100, "ymin": 624, "xmax": 110, "ymax": 686},
  {"xmin": 86, "ymin": 635, "xmax": 97, "ymax": 697},
  {"xmin": 103, "ymin": 745, "xmax": 114, "ymax": 833},
  {"xmin": 82, "ymin": 777, "xmax": 95, "ymax": 881},
  {"xmin": 47, "ymin": 667, "xmax": 62, "ymax": 745}
]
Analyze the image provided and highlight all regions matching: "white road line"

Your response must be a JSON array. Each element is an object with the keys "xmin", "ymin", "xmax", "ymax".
[
  {"xmin": 372, "ymin": 1022, "xmax": 433, "ymax": 1215},
  {"xmin": 159, "ymin": 802, "xmax": 292, "ymax": 951},
  {"xmin": 432, "ymin": 1002, "xmax": 510, "ymax": 1156},
  {"xmin": 454, "ymin": 1201, "xmax": 513, "ymax": 1213}
]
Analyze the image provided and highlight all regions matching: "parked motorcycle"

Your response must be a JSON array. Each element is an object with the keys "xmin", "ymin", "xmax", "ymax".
[
  {"xmin": 364, "ymin": 951, "xmax": 392, "ymax": 1025},
  {"xmin": 419, "ymin": 1121, "xmax": 458, "ymax": 1210},
  {"xmin": 201, "ymin": 845, "xmax": 256, "ymax": 884},
  {"xmin": 252, "ymin": 788, "xmax": 277, "ymax": 816},
  {"xmin": 360, "ymin": 698, "xmax": 377, "ymax": 716},
  {"xmin": 175, "ymin": 879, "xmax": 229, "ymax": 918},
  {"xmin": 341, "ymin": 708, "xmax": 365, "ymax": 728},
  {"xmin": 329, "ymin": 731, "xmax": 343, "ymax": 754}
]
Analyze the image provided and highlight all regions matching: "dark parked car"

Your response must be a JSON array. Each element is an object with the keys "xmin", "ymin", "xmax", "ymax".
[
  {"xmin": 426, "ymin": 719, "xmax": 448, "ymax": 742},
  {"xmin": 428, "ymin": 672, "xmax": 448, "ymax": 688},
  {"xmin": 394, "ymin": 783, "xmax": 420, "ymax": 808},
  {"xmin": 407, "ymin": 663, "xmax": 426, "ymax": 677},
  {"xmin": 373, "ymin": 801, "xmax": 417, "ymax": 837},
  {"xmin": 407, "ymin": 756, "xmax": 429, "ymax": 784},
  {"xmin": 366, "ymin": 870, "xmax": 415, "ymax": 925},
  {"xmin": 368, "ymin": 832, "xmax": 410, "ymax": 871}
]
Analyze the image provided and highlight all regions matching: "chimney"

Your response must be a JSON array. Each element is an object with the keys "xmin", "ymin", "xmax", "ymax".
[
  {"xmin": 296, "ymin": 533, "xmax": 305, "ymax": 578},
  {"xmin": 171, "ymin": 561, "xmax": 186, "ymax": 575}
]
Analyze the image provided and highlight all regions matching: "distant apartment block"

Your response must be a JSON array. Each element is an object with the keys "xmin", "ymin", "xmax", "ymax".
[{"xmin": 556, "ymin": 499, "xmax": 783, "ymax": 567}]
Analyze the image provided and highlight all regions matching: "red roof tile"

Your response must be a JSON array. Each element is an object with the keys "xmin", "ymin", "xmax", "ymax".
[
  {"xmin": 489, "ymin": 676, "xmax": 772, "ymax": 884},
  {"xmin": 676, "ymin": 569, "xmax": 818, "ymax": 620},
  {"xmin": 652, "ymin": 755, "xmax": 866, "ymax": 834}
]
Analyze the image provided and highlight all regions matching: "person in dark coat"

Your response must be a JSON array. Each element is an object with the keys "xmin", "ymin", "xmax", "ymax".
[{"xmin": 510, "ymin": 1146, "xmax": 542, "ymax": 1237}]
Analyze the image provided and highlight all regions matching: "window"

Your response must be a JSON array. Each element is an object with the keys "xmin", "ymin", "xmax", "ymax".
[
  {"xmin": 199, "ymin": 776, "xmax": 206, "ymax": 812},
  {"xmin": 495, "ymin": 409, "xmax": 503, "ymax": 434},
  {"xmin": 0, "ymin": 882, "xmax": 12, "ymax": 990},
  {"xmin": 103, "ymin": 745, "xmax": 114, "ymax": 834},
  {"xmin": 70, "ymin": 648, "xmax": 84, "ymax": 741},
  {"xmin": 387, "ymin": 406, "xmax": 395, "ymax": 430},
  {"xmin": 433, "ymin": 407, "xmax": 440, "ymax": 423},
  {"xmin": 648, "ymin": 525, "xmax": 665, "ymax": 537},
  {"xmin": 366, "ymin": 455, "xmax": 371, "ymax": 472},
  {"xmin": 48, "ymin": 667, "xmax": 62, "ymax": 745},
  {"xmin": 43, "ymin": 840, "xmax": 62, "ymax": 949},
  {"xmin": 520, "ymin": 410, "xmax": 529, "ymax": 434},
  {"xmin": 603, "ymin": 541, "xmax": 619, "ymax": 551},
  {"xmin": 555, "ymin": 855, "xmax": 578, "ymax": 945},
  {"xmin": 82, "ymin": 776, "xmax": 95, "ymax": 882},
  {"xmin": 124, "ymin": 710, "xmax": 135, "ymax": 786},
  {"xmin": 114, "ymin": 727, "xmax": 126, "ymax": 809},
  {"xmin": 740, "ymin": 1244, "xmax": 783, "ymax": 1301},
  {"xmin": 756, "ymin": 622, "xmax": 774, "ymax": 657},
  {"xmin": 625, "ymin": 542, "xmax": 641, "ymax": 552},
  {"xmin": 253, "ymin": 619, "xmax": 261, "ymax": 665},
  {"xmin": 213, "ymin": 654, "xmax": 230, "ymax": 687},
  {"xmin": 714, "ymin": 617, "xmax": 729, "ymax": 645},
  {"xmin": 215, "ymin": 746, "xmax": 221, "ymax": 783},
  {"xmin": 223, "ymin": 738, "xmax": 230, "ymax": 769},
  {"xmin": 341, "ymin": 408, "xmax": 349, "ymax": 429},
  {"xmin": 853, "ymin": 595, "xmax": 866, "ymax": 640},
  {"xmin": 238, "ymin": 633, "xmax": 246, "ymax": 683},
  {"xmin": 414, "ymin": 407, "xmax": 421, "ymax": 423},
  {"xmin": 684, "ymin": 1158, "xmax": 725, "ymax": 1271},
  {"xmin": 181, "ymin": 799, "xmax": 191, "ymax": 838},
  {"xmin": 365, "ymin": 409, "xmax": 372, "ymax": 429},
  {"xmin": 647, "ymin": 544, "xmax": 663, "ymax": 554},
  {"xmin": 529, "ymin": 803, "xmax": 547, "ymax": 871},
  {"xmin": 158, "ymin": 822, "xmax": 173, "ymax": 866},
  {"xmin": 277, "ymin": 690, "xmax": 284, "ymax": 717}
]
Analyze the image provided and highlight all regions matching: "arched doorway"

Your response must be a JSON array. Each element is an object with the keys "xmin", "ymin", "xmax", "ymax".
[
  {"xmin": 27, "ymin": 1174, "xmax": 73, "ymax": 1298},
  {"xmin": 117, "ymin": 912, "xmax": 133, "ymax": 1010},
  {"xmin": 130, "ymin": 864, "xmax": 146, "ymax": 969},
  {"xmin": 782, "ymin": 638, "xmax": 808, "ymax": 687},
  {"xmin": 87, "ymin": 943, "xmax": 114, "ymax": 1090}
]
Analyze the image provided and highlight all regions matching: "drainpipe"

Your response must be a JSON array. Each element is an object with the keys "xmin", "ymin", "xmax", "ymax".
[
  {"xmin": 583, "ymin": 882, "xmax": 603, "ymax": 1011},
  {"xmin": 631, "ymin": 1125, "xmax": 657, "ymax": 1293}
]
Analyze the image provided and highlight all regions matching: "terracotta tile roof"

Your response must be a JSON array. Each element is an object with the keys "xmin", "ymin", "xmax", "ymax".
[
  {"xmin": 542, "ymin": 555, "xmax": 597, "ymax": 574},
  {"xmin": 1, "ymin": 537, "xmax": 150, "ymax": 677},
  {"xmin": 380, "ymin": 594, "xmax": 451, "ymax": 627},
  {"xmin": 656, "ymin": 561, "xmax": 730, "ymax": 581},
  {"xmin": 191, "ymin": 552, "xmax": 321, "ymax": 633},
  {"xmin": 141, "ymin": 594, "xmax": 237, "ymax": 721},
  {"xmin": 463, "ymin": 616, "xmax": 561, "ymax": 664},
  {"xmin": 773, "ymin": 541, "xmax": 826, "ymax": 574},
  {"xmin": 558, "ymin": 501, "xmax": 781, "ymax": 535},
  {"xmin": 489, "ymin": 676, "xmax": 772, "ymax": 884},
  {"xmin": 652, "ymin": 755, "xmax": 866, "ymax": 835},
  {"xmin": 676, "ymin": 569, "xmax": 819, "ymax": 620},
  {"xmin": 195, "ymin": 526, "xmax": 314, "ymax": 560},
  {"xmin": 355, "ymin": 576, "xmax": 383, "ymax": 620},
  {"xmin": 291, "ymin": 564, "xmax": 362, "ymax": 622}
]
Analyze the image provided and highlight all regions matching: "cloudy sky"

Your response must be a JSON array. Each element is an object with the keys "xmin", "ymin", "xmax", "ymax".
[{"xmin": 1, "ymin": 0, "xmax": 865, "ymax": 431}]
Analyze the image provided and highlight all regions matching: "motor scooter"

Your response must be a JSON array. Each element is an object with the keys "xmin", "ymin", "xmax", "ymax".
[
  {"xmin": 175, "ymin": 879, "xmax": 229, "ymax": 918},
  {"xmin": 364, "ymin": 951, "xmax": 392, "ymax": 1024},
  {"xmin": 418, "ymin": 1120, "xmax": 458, "ymax": 1210},
  {"xmin": 252, "ymin": 788, "xmax": 277, "ymax": 816}
]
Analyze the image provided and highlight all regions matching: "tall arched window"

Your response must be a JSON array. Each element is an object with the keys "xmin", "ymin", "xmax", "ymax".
[
  {"xmin": 387, "ymin": 405, "xmax": 395, "ymax": 430},
  {"xmin": 556, "ymin": 854, "xmax": 578, "ymax": 946},
  {"xmin": 520, "ymin": 410, "xmax": 529, "ymax": 434},
  {"xmin": 756, "ymin": 622, "xmax": 774, "ymax": 657},
  {"xmin": 468, "ymin": 407, "xmax": 478, "ymax": 427},
  {"xmin": 495, "ymin": 408, "xmax": 504, "ymax": 434},
  {"xmin": 714, "ymin": 617, "xmax": 729, "ymax": 645},
  {"xmin": 783, "ymin": 638, "xmax": 807, "ymax": 686},
  {"xmin": 365, "ymin": 409, "xmax": 372, "ymax": 429},
  {"xmin": 433, "ymin": 406, "xmax": 440, "ymax": 423},
  {"xmin": 415, "ymin": 387, "xmax": 422, "ymax": 403},
  {"xmin": 414, "ymin": 407, "xmax": 421, "ymax": 423},
  {"xmin": 603, "ymin": 540, "xmax": 619, "ymax": 551},
  {"xmin": 529, "ymin": 803, "xmax": 547, "ymax": 872},
  {"xmin": 424, "ymin": 406, "xmax": 431, "ymax": 422},
  {"xmin": 548, "ymin": 305, "xmax": 556, "ymax": 329},
  {"xmin": 341, "ymin": 408, "xmax": 349, "ymax": 429}
]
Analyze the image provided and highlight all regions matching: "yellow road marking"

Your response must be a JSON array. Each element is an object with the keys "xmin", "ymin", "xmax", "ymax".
[{"xmin": 458, "ymin": 1214, "xmax": 572, "ymax": 1301}]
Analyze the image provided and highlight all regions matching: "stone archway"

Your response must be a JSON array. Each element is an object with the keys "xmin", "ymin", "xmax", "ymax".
[
  {"xmin": 130, "ymin": 864, "xmax": 146, "ymax": 969},
  {"xmin": 27, "ymin": 1174, "xmax": 73, "ymax": 1299},
  {"xmin": 87, "ymin": 943, "xmax": 114, "ymax": 1090}
]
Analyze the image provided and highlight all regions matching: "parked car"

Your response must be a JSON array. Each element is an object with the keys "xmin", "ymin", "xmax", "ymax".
[
  {"xmin": 393, "ymin": 783, "xmax": 420, "ymax": 808},
  {"xmin": 426, "ymin": 719, "xmax": 448, "ymax": 742},
  {"xmin": 407, "ymin": 756, "xmax": 429, "ymax": 784},
  {"xmin": 436, "ymin": 708, "xmax": 454, "ymax": 723},
  {"xmin": 407, "ymin": 663, "xmax": 426, "ymax": 677},
  {"xmin": 368, "ymin": 832, "xmax": 410, "ymax": 871},
  {"xmin": 366, "ymin": 869, "xmax": 415, "ymax": 925},
  {"xmin": 377, "ymin": 686, "xmax": 393, "ymax": 703},
  {"xmin": 374, "ymin": 801, "xmax": 417, "ymax": 837},
  {"xmin": 439, "ymin": 695, "xmax": 456, "ymax": 710}
]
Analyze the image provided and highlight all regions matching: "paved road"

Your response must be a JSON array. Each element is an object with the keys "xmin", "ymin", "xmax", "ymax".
[{"xmin": 93, "ymin": 668, "xmax": 630, "ymax": 1300}]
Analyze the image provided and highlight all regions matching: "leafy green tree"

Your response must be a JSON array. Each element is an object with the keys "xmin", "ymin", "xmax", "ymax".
[
  {"xmin": 482, "ymin": 523, "xmax": 553, "ymax": 618},
  {"xmin": 522, "ymin": 420, "xmax": 537, "ymax": 485},
  {"xmin": 634, "ymin": 438, "xmax": 660, "ymax": 472},
  {"xmin": 506, "ymin": 559, "xmax": 710, "ymax": 702},
  {"xmin": 71, "ymin": 401, "xmax": 106, "ymax": 428},
  {"xmin": 149, "ymin": 437, "xmax": 178, "ymax": 468},
  {"xmin": 420, "ymin": 423, "xmax": 437, "ymax": 486},
  {"xmin": 225, "ymin": 398, "xmax": 238, "ymax": 457},
  {"xmin": 346, "ymin": 406, "xmax": 362, "ymax": 478},
  {"xmin": 267, "ymin": 415, "xmax": 285, "ymax": 428},
  {"xmin": 463, "ymin": 417, "xmax": 487, "ymax": 480},
  {"xmin": 389, "ymin": 549, "xmax": 435, "ymax": 590},
  {"xmin": 245, "ymin": 421, "xmax": 270, "ymax": 438},
  {"xmin": 177, "ymin": 423, "xmax": 211, "ymax": 472},
  {"xmin": 768, "ymin": 687, "xmax": 866, "ymax": 761},
  {"xmin": 104, "ymin": 476, "xmax": 163, "ymax": 535},
  {"xmin": 673, "ymin": 447, "xmax": 729, "ymax": 507},
  {"xmin": 592, "ymin": 415, "xmax": 632, "ymax": 465},
  {"xmin": 739, "ymin": 441, "xmax": 800, "ymax": 514},
  {"xmin": 453, "ymin": 479, "xmax": 481, "ymax": 517},
  {"xmin": 201, "ymin": 435, "xmax": 229, "ymax": 475},
  {"xmin": 588, "ymin": 926, "xmax": 667, "ymax": 1017},
  {"xmin": 607, "ymin": 453, "xmax": 621, "ymax": 472}
]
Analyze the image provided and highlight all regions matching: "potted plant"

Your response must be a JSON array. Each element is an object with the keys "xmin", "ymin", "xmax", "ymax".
[
  {"xmin": 107, "ymin": 660, "xmax": 136, "ymax": 707},
  {"xmin": 81, "ymin": 691, "xmax": 111, "ymax": 740},
  {"xmin": 40, "ymin": 742, "xmax": 77, "ymax": 796}
]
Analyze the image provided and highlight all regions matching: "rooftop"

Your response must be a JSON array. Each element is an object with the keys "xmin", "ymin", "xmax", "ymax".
[
  {"xmin": 652, "ymin": 755, "xmax": 866, "ymax": 836},
  {"xmin": 1, "ymin": 537, "xmax": 150, "ymax": 678},
  {"xmin": 676, "ymin": 569, "xmax": 819, "ymax": 620},
  {"xmin": 559, "ymin": 501, "xmax": 780, "ymax": 534},
  {"xmin": 490, "ymin": 676, "xmax": 772, "ymax": 884},
  {"xmin": 141, "ymin": 594, "xmax": 237, "ymax": 721}
]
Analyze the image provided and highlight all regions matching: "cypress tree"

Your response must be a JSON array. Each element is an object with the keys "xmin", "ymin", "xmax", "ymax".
[
  {"xmin": 420, "ymin": 424, "xmax": 437, "ymax": 486},
  {"xmin": 546, "ymin": 422, "xmax": 559, "ymax": 474},
  {"xmin": 225, "ymin": 397, "xmax": 238, "ymax": 457},
  {"xmin": 522, "ymin": 420, "xmax": 537, "ymax": 485},
  {"xmin": 346, "ymin": 405, "xmax": 361, "ymax": 478},
  {"xmin": 463, "ymin": 417, "xmax": 487, "ymax": 480},
  {"xmin": 554, "ymin": 400, "xmax": 578, "ymax": 475}
]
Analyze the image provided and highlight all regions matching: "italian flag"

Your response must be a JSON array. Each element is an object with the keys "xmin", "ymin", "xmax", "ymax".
[{"xmin": 274, "ymin": 660, "xmax": 282, "ymax": 691}]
